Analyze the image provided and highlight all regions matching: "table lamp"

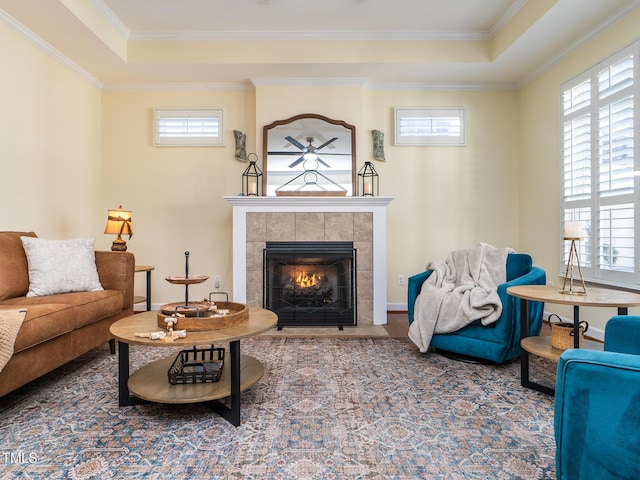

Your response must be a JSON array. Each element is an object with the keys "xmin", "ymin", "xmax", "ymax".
[
  {"xmin": 560, "ymin": 222, "xmax": 586, "ymax": 295},
  {"xmin": 105, "ymin": 205, "xmax": 133, "ymax": 251}
]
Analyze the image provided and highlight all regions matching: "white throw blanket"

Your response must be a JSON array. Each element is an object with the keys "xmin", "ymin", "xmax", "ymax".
[
  {"xmin": 408, "ymin": 243, "xmax": 513, "ymax": 353},
  {"xmin": 0, "ymin": 309, "xmax": 27, "ymax": 374}
]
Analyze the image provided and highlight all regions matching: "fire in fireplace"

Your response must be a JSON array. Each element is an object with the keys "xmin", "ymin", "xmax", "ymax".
[{"xmin": 263, "ymin": 241, "xmax": 356, "ymax": 328}]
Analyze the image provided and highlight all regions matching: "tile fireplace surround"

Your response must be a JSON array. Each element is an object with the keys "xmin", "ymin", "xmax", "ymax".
[{"xmin": 225, "ymin": 196, "xmax": 394, "ymax": 325}]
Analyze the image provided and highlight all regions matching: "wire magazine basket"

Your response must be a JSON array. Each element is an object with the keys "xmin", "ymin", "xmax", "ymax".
[{"xmin": 167, "ymin": 346, "xmax": 225, "ymax": 384}]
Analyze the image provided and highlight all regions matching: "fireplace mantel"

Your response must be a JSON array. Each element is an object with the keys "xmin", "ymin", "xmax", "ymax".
[{"xmin": 224, "ymin": 196, "xmax": 394, "ymax": 325}]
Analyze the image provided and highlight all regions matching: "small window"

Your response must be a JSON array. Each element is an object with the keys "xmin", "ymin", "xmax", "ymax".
[
  {"xmin": 394, "ymin": 108, "xmax": 465, "ymax": 146},
  {"xmin": 153, "ymin": 108, "xmax": 224, "ymax": 146}
]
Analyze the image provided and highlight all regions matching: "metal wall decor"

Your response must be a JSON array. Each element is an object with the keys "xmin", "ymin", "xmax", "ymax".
[
  {"xmin": 372, "ymin": 129, "xmax": 385, "ymax": 161},
  {"xmin": 233, "ymin": 130, "xmax": 247, "ymax": 161}
]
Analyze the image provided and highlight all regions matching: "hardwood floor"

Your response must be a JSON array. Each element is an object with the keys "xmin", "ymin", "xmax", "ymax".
[
  {"xmin": 384, "ymin": 311, "xmax": 409, "ymax": 337},
  {"xmin": 383, "ymin": 311, "xmax": 552, "ymax": 338}
]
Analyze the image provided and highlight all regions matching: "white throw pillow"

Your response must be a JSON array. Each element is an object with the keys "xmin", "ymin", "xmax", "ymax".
[{"xmin": 20, "ymin": 236, "xmax": 104, "ymax": 297}]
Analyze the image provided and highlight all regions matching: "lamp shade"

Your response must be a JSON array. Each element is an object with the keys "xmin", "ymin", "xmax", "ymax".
[
  {"xmin": 105, "ymin": 206, "xmax": 132, "ymax": 252},
  {"xmin": 564, "ymin": 221, "xmax": 584, "ymax": 239},
  {"xmin": 105, "ymin": 206, "xmax": 133, "ymax": 237}
]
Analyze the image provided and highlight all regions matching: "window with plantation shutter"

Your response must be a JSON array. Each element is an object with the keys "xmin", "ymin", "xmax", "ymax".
[
  {"xmin": 561, "ymin": 42, "xmax": 639, "ymax": 286},
  {"xmin": 153, "ymin": 108, "xmax": 224, "ymax": 146},
  {"xmin": 394, "ymin": 108, "xmax": 465, "ymax": 146}
]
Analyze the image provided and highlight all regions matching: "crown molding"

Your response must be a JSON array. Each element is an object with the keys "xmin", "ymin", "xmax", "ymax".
[
  {"xmin": 91, "ymin": 0, "xmax": 130, "ymax": 38},
  {"xmin": 487, "ymin": 0, "xmax": 528, "ymax": 38},
  {"xmin": 0, "ymin": 8, "xmax": 103, "ymax": 89},
  {"xmin": 517, "ymin": 0, "xmax": 640, "ymax": 88},
  {"xmin": 102, "ymin": 82, "xmax": 251, "ymax": 92},
  {"xmin": 365, "ymin": 82, "xmax": 518, "ymax": 91},
  {"xmin": 250, "ymin": 78, "xmax": 368, "ymax": 87},
  {"xmin": 127, "ymin": 30, "xmax": 486, "ymax": 42}
]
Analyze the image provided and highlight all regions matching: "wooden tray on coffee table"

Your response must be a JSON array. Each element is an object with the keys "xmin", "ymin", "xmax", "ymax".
[{"xmin": 157, "ymin": 301, "xmax": 249, "ymax": 331}]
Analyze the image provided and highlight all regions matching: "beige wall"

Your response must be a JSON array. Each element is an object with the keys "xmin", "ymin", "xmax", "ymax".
[
  {"xmin": 3, "ymin": 9, "xmax": 640, "ymax": 333},
  {"xmin": 99, "ymin": 85, "xmax": 520, "ymax": 308},
  {"xmin": 0, "ymin": 22, "xmax": 102, "ymax": 238},
  {"xmin": 364, "ymin": 89, "xmax": 521, "ymax": 304},
  {"xmin": 101, "ymin": 89, "xmax": 251, "ymax": 304},
  {"xmin": 519, "ymin": 8, "xmax": 640, "ymax": 331}
]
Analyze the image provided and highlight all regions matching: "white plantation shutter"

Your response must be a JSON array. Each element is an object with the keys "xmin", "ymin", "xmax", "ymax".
[
  {"xmin": 153, "ymin": 108, "xmax": 224, "ymax": 146},
  {"xmin": 394, "ymin": 108, "xmax": 465, "ymax": 145},
  {"xmin": 561, "ymin": 42, "xmax": 639, "ymax": 285}
]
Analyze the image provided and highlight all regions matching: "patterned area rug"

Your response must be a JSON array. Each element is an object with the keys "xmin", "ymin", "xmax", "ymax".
[{"xmin": 0, "ymin": 337, "xmax": 557, "ymax": 479}]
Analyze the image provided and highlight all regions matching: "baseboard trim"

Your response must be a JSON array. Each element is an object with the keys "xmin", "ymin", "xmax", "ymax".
[{"xmin": 387, "ymin": 302, "xmax": 407, "ymax": 312}]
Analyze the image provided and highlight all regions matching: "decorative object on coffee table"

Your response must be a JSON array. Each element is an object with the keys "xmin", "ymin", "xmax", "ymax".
[
  {"xmin": 167, "ymin": 346, "xmax": 225, "ymax": 384},
  {"xmin": 164, "ymin": 251, "xmax": 208, "ymax": 306},
  {"xmin": 161, "ymin": 253, "xmax": 247, "ymax": 331}
]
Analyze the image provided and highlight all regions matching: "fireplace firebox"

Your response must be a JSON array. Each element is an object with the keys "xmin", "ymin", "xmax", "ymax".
[{"xmin": 263, "ymin": 241, "xmax": 356, "ymax": 328}]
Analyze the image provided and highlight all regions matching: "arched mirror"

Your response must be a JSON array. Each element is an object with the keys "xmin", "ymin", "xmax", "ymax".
[{"xmin": 262, "ymin": 114, "xmax": 356, "ymax": 196}]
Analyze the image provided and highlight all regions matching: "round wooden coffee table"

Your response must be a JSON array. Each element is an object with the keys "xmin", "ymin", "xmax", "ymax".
[{"xmin": 109, "ymin": 307, "xmax": 277, "ymax": 426}]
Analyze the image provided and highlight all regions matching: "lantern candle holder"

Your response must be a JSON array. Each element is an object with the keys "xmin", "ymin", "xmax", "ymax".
[
  {"xmin": 357, "ymin": 161, "xmax": 379, "ymax": 197},
  {"xmin": 242, "ymin": 153, "xmax": 262, "ymax": 196}
]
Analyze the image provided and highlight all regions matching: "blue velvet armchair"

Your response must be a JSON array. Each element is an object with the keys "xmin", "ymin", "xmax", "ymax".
[
  {"xmin": 555, "ymin": 315, "xmax": 640, "ymax": 480},
  {"xmin": 407, "ymin": 253, "xmax": 546, "ymax": 363}
]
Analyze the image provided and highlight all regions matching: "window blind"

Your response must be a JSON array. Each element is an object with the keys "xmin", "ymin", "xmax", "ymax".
[
  {"xmin": 561, "ymin": 42, "xmax": 639, "ymax": 285},
  {"xmin": 394, "ymin": 108, "xmax": 465, "ymax": 145},
  {"xmin": 153, "ymin": 108, "xmax": 224, "ymax": 146}
]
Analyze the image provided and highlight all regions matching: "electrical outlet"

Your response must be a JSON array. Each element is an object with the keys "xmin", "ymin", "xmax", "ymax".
[
  {"xmin": 398, "ymin": 274, "xmax": 405, "ymax": 285},
  {"xmin": 214, "ymin": 275, "xmax": 221, "ymax": 289}
]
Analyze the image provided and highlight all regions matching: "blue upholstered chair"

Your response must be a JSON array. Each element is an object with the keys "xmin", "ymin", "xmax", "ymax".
[
  {"xmin": 407, "ymin": 253, "xmax": 546, "ymax": 363},
  {"xmin": 555, "ymin": 315, "xmax": 640, "ymax": 480}
]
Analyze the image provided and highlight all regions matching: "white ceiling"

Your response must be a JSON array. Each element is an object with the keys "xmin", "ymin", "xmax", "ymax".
[
  {"xmin": 103, "ymin": 0, "xmax": 519, "ymax": 37},
  {"xmin": 1, "ymin": 0, "xmax": 639, "ymax": 88}
]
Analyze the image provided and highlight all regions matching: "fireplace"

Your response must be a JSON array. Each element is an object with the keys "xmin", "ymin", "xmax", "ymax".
[
  {"xmin": 225, "ymin": 196, "xmax": 393, "ymax": 325},
  {"xmin": 264, "ymin": 241, "xmax": 356, "ymax": 328}
]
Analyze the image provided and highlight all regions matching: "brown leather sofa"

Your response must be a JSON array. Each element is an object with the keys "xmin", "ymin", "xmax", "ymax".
[{"xmin": 0, "ymin": 231, "xmax": 135, "ymax": 397}]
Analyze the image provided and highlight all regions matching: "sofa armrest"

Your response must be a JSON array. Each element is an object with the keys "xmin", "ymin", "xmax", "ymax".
[
  {"xmin": 555, "ymin": 349, "xmax": 640, "ymax": 479},
  {"xmin": 95, "ymin": 251, "xmax": 135, "ymax": 313},
  {"xmin": 604, "ymin": 315, "xmax": 640, "ymax": 354},
  {"xmin": 407, "ymin": 270, "xmax": 433, "ymax": 325},
  {"xmin": 498, "ymin": 266, "xmax": 546, "ymax": 337}
]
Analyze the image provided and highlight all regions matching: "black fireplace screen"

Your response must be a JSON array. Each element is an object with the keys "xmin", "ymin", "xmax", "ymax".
[{"xmin": 263, "ymin": 241, "xmax": 356, "ymax": 327}]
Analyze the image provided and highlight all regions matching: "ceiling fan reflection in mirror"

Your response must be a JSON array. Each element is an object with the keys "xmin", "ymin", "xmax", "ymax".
[
  {"xmin": 263, "ymin": 114, "xmax": 356, "ymax": 196},
  {"xmin": 269, "ymin": 136, "xmax": 339, "ymax": 169},
  {"xmin": 270, "ymin": 135, "xmax": 349, "ymax": 195}
]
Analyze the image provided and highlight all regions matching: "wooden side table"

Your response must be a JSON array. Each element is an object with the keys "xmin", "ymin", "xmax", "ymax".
[
  {"xmin": 508, "ymin": 284, "xmax": 640, "ymax": 395},
  {"xmin": 134, "ymin": 265, "xmax": 154, "ymax": 311}
]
